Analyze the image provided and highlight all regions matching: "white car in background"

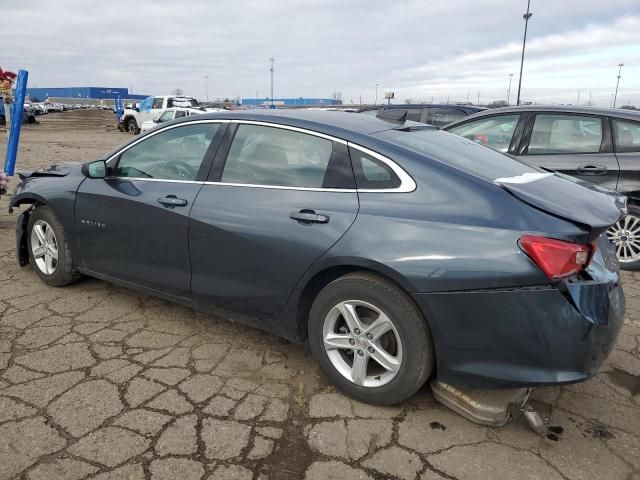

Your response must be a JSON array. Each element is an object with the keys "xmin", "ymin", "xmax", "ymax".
[{"xmin": 139, "ymin": 107, "xmax": 226, "ymax": 133}]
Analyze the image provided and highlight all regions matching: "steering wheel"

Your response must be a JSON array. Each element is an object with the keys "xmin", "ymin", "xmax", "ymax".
[{"xmin": 147, "ymin": 160, "xmax": 197, "ymax": 180}]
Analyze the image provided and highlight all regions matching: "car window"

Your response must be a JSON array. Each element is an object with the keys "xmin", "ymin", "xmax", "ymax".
[
  {"xmin": 613, "ymin": 119, "xmax": 640, "ymax": 153},
  {"xmin": 174, "ymin": 110, "xmax": 187, "ymax": 118},
  {"xmin": 527, "ymin": 114, "xmax": 603, "ymax": 154},
  {"xmin": 447, "ymin": 115, "xmax": 520, "ymax": 153},
  {"xmin": 427, "ymin": 107, "xmax": 467, "ymax": 127},
  {"xmin": 139, "ymin": 96, "xmax": 154, "ymax": 112},
  {"xmin": 374, "ymin": 129, "xmax": 540, "ymax": 181},
  {"xmin": 350, "ymin": 148, "xmax": 400, "ymax": 189},
  {"xmin": 152, "ymin": 97, "xmax": 164, "ymax": 109},
  {"xmin": 405, "ymin": 109, "xmax": 424, "ymax": 122},
  {"xmin": 115, "ymin": 123, "xmax": 220, "ymax": 181},
  {"xmin": 158, "ymin": 110, "xmax": 174, "ymax": 123},
  {"xmin": 221, "ymin": 125, "xmax": 334, "ymax": 188}
]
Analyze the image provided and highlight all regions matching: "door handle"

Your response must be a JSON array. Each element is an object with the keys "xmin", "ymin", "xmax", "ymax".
[
  {"xmin": 577, "ymin": 165, "xmax": 607, "ymax": 175},
  {"xmin": 157, "ymin": 195, "xmax": 188, "ymax": 207},
  {"xmin": 289, "ymin": 210, "xmax": 330, "ymax": 224}
]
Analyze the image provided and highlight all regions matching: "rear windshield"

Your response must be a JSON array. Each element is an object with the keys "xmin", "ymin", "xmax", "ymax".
[{"xmin": 374, "ymin": 129, "xmax": 540, "ymax": 181}]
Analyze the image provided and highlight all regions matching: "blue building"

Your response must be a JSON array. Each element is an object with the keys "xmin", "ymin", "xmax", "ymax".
[
  {"xmin": 25, "ymin": 87, "xmax": 148, "ymax": 102},
  {"xmin": 241, "ymin": 98, "xmax": 342, "ymax": 107}
]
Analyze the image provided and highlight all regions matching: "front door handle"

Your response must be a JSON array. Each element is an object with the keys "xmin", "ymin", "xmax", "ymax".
[
  {"xmin": 157, "ymin": 195, "xmax": 188, "ymax": 207},
  {"xmin": 577, "ymin": 165, "xmax": 607, "ymax": 175},
  {"xmin": 289, "ymin": 210, "xmax": 330, "ymax": 224}
]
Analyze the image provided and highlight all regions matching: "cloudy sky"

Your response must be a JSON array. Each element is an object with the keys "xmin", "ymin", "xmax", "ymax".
[{"xmin": 3, "ymin": 0, "xmax": 639, "ymax": 106}]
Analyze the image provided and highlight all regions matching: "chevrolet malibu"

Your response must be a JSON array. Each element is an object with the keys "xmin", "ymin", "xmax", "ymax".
[{"xmin": 9, "ymin": 111, "xmax": 626, "ymax": 404}]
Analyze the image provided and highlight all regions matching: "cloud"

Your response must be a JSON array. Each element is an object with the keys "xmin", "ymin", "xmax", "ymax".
[{"xmin": 1, "ymin": 0, "xmax": 638, "ymax": 105}]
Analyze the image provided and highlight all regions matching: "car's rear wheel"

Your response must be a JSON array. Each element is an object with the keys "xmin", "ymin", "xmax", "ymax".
[
  {"xmin": 607, "ymin": 205, "xmax": 640, "ymax": 270},
  {"xmin": 27, "ymin": 206, "xmax": 79, "ymax": 286},
  {"xmin": 308, "ymin": 272, "xmax": 434, "ymax": 405},
  {"xmin": 126, "ymin": 118, "xmax": 139, "ymax": 135}
]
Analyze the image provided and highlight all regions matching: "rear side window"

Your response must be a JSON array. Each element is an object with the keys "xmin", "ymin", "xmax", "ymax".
[
  {"xmin": 152, "ymin": 97, "xmax": 164, "ymax": 109},
  {"xmin": 613, "ymin": 120, "xmax": 640, "ymax": 153},
  {"xmin": 527, "ymin": 114, "xmax": 603, "ymax": 154},
  {"xmin": 349, "ymin": 148, "xmax": 401, "ymax": 189},
  {"xmin": 427, "ymin": 107, "xmax": 466, "ymax": 127},
  {"xmin": 405, "ymin": 109, "xmax": 424, "ymax": 122},
  {"xmin": 221, "ymin": 125, "xmax": 334, "ymax": 188},
  {"xmin": 447, "ymin": 114, "xmax": 520, "ymax": 153},
  {"xmin": 174, "ymin": 110, "xmax": 187, "ymax": 118}
]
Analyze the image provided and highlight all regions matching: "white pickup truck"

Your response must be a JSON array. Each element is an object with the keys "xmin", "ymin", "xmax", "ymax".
[{"xmin": 119, "ymin": 95, "xmax": 200, "ymax": 134}]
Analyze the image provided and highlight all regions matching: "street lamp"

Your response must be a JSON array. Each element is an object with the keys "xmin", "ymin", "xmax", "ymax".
[
  {"xmin": 269, "ymin": 58, "xmax": 275, "ymax": 109},
  {"xmin": 516, "ymin": 0, "xmax": 532, "ymax": 106},
  {"xmin": 375, "ymin": 83, "xmax": 379, "ymax": 106},
  {"xmin": 613, "ymin": 63, "xmax": 624, "ymax": 108},
  {"xmin": 204, "ymin": 75, "xmax": 209, "ymax": 102},
  {"xmin": 507, "ymin": 73, "xmax": 514, "ymax": 105}
]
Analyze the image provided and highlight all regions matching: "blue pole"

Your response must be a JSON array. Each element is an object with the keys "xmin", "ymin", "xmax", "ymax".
[
  {"xmin": 115, "ymin": 95, "xmax": 123, "ymax": 122},
  {"xmin": 4, "ymin": 69, "xmax": 28, "ymax": 175}
]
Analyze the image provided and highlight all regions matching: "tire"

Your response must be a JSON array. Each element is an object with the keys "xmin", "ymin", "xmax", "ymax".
[
  {"xmin": 27, "ymin": 206, "xmax": 79, "ymax": 287},
  {"xmin": 607, "ymin": 204, "xmax": 640, "ymax": 270},
  {"xmin": 308, "ymin": 272, "xmax": 434, "ymax": 405},
  {"xmin": 126, "ymin": 117, "xmax": 139, "ymax": 135}
]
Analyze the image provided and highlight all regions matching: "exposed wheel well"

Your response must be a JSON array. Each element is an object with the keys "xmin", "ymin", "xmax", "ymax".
[{"xmin": 296, "ymin": 265, "xmax": 425, "ymax": 341}]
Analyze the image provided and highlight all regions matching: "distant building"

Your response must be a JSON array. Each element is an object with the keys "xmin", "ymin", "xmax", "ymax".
[
  {"xmin": 25, "ymin": 87, "xmax": 148, "ymax": 102},
  {"xmin": 241, "ymin": 98, "xmax": 342, "ymax": 107}
]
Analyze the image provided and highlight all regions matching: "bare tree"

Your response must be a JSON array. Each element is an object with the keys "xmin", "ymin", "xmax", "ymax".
[
  {"xmin": 172, "ymin": 88, "xmax": 185, "ymax": 96},
  {"xmin": 487, "ymin": 100, "xmax": 508, "ymax": 108}
]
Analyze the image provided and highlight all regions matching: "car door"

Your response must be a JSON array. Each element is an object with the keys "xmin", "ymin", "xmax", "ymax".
[
  {"xmin": 75, "ymin": 121, "xmax": 227, "ymax": 296},
  {"xmin": 611, "ymin": 117, "xmax": 640, "ymax": 195},
  {"xmin": 189, "ymin": 122, "xmax": 359, "ymax": 323},
  {"xmin": 518, "ymin": 113, "xmax": 619, "ymax": 189},
  {"xmin": 445, "ymin": 113, "xmax": 526, "ymax": 154}
]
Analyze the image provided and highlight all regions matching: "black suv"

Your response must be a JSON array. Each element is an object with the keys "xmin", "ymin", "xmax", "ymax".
[{"xmin": 444, "ymin": 105, "xmax": 640, "ymax": 269}]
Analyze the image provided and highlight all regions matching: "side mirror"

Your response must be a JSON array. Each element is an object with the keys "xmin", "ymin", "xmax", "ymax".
[{"xmin": 82, "ymin": 160, "xmax": 107, "ymax": 179}]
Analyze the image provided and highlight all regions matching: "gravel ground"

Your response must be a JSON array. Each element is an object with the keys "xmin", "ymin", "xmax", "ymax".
[{"xmin": 0, "ymin": 110, "xmax": 639, "ymax": 480}]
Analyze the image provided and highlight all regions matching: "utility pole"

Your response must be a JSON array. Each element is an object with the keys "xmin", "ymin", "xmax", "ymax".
[
  {"xmin": 507, "ymin": 73, "xmax": 514, "ymax": 104},
  {"xmin": 269, "ymin": 57, "xmax": 275, "ymax": 108},
  {"xmin": 375, "ymin": 84, "xmax": 379, "ymax": 105},
  {"xmin": 577, "ymin": 90, "xmax": 580, "ymax": 106},
  {"xmin": 204, "ymin": 75, "xmax": 209, "ymax": 102},
  {"xmin": 477, "ymin": 91, "xmax": 480, "ymax": 105},
  {"xmin": 610, "ymin": 93, "xmax": 615, "ymax": 108},
  {"xmin": 516, "ymin": 0, "xmax": 532, "ymax": 106},
  {"xmin": 613, "ymin": 63, "xmax": 624, "ymax": 108},
  {"xmin": 466, "ymin": 92, "xmax": 470, "ymax": 103}
]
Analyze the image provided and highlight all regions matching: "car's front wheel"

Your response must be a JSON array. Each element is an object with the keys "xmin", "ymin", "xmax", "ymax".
[
  {"xmin": 607, "ymin": 205, "xmax": 640, "ymax": 270},
  {"xmin": 126, "ymin": 118, "xmax": 139, "ymax": 135},
  {"xmin": 308, "ymin": 272, "xmax": 434, "ymax": 405},
  {"xmin": 27, "ymin": 206, "xmax": 79, "ymax": 286}
]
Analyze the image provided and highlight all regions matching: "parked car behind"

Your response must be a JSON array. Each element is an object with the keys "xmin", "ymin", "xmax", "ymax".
[
  {"xmin": 444, "ymin": 106, "xmax": 640, "ymax": 269},
  {"xmin": 361, "ymin": 104, "xmax": 487, "ymax": 127},
  {"xmin": 139, "ymin": 107, "xmax": 222, "ymax": 133},
  {"xmin": 9, "ymin": 111, "xmax": 625, "ymax": 404}
]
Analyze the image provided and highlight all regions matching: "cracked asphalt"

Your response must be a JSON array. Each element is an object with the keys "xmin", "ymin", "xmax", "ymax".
[{"xmin": 0, "ymin": 110, "xmax": 639, "ymax": 480}]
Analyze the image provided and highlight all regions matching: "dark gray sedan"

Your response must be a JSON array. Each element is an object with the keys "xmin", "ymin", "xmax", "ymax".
[
  {"xmin": 444, "ymin": 106, "xmax": 640, "ymax": 269},
  {"xmin": 9, "ymin": 111, "xmax": 626, "ymax": 404}
]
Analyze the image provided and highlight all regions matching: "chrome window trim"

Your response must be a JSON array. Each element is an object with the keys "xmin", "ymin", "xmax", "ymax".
[
  {"xmin": 105, "ymin": 119, "xmax": 231, "ymax": 166},
  {"xmin": 347, "ymin": 143, "xmax": 417, "ymax": 193},
  {"xmin": 104, "ymin": 118, "xmax": 417, "ymax": 193}
]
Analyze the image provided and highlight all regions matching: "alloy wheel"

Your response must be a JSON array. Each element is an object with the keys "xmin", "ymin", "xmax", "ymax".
[
  {"xmin": 31, "ymin": 220, "xmax": 58, "ymax": 275},
  {"xmin": 607, "ymin": 213, "xmax": 640, "ymax": 264},
  {"xmin": 322, "ymin": 300, "xmax": 403, "ymax": 388}
]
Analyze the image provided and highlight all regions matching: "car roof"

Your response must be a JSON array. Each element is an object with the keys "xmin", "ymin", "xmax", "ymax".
[
  {"xmin": 451, "ymin": 105, "xmax": 640, "ymax": 123},
  {"xmin": 381, "ymin": 104, "xmax": 488, "ymax": 113},
  {"xmin": 182, "ymin": 109, "xmax": 405, "ymax": 136}
]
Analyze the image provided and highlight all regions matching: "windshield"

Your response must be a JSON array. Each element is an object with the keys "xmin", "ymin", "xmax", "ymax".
[{"xmin": 374, "ymin": 129, "xmax": 540, "ymax": 181}]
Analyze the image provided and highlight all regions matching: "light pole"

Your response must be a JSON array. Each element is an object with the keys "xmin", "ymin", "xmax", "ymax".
[
  {"xmin": 516, "ymin": 0, "xmax": 532, "ymax": 106},
  {"xmin": 507, "ymin": 73, "xmax": 514, "ymax": 105},
  {"xmin": 204, "ymin": 75, "xmax": 209, "ymax": 102},
  {"xmin": 613, "ymin": 63, "xmax": 624, "ymax": 108},
  {"xmin": 269, "ymin": 57, "xmax": 275, "ymax": 108},
  {"xmin": 375, "ymin": 84, "xmax": 379, "ymax": 105}
]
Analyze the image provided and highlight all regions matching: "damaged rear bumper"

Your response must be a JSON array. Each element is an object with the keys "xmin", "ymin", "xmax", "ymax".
[{"xmin": 414, "ymin": 278, "xmax": 625, "ymax": 390}]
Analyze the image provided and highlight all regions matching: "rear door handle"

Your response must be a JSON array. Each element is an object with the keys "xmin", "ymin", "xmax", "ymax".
[
  {"xmin": 577, "ymin": 165, "xmax": 607, "ymax": 175},
  {"xmin": 157, "ymin": 195, "xmax": 188, "ymax": 207},
  {"xmin": 289, "ymin": 210, "xmax": 330, "ymax": 224}
]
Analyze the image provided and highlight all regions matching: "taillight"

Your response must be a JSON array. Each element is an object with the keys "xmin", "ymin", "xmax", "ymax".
[{"xmin": 519, "ymin": 235, "xmax": 592, "ymax": 280}]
